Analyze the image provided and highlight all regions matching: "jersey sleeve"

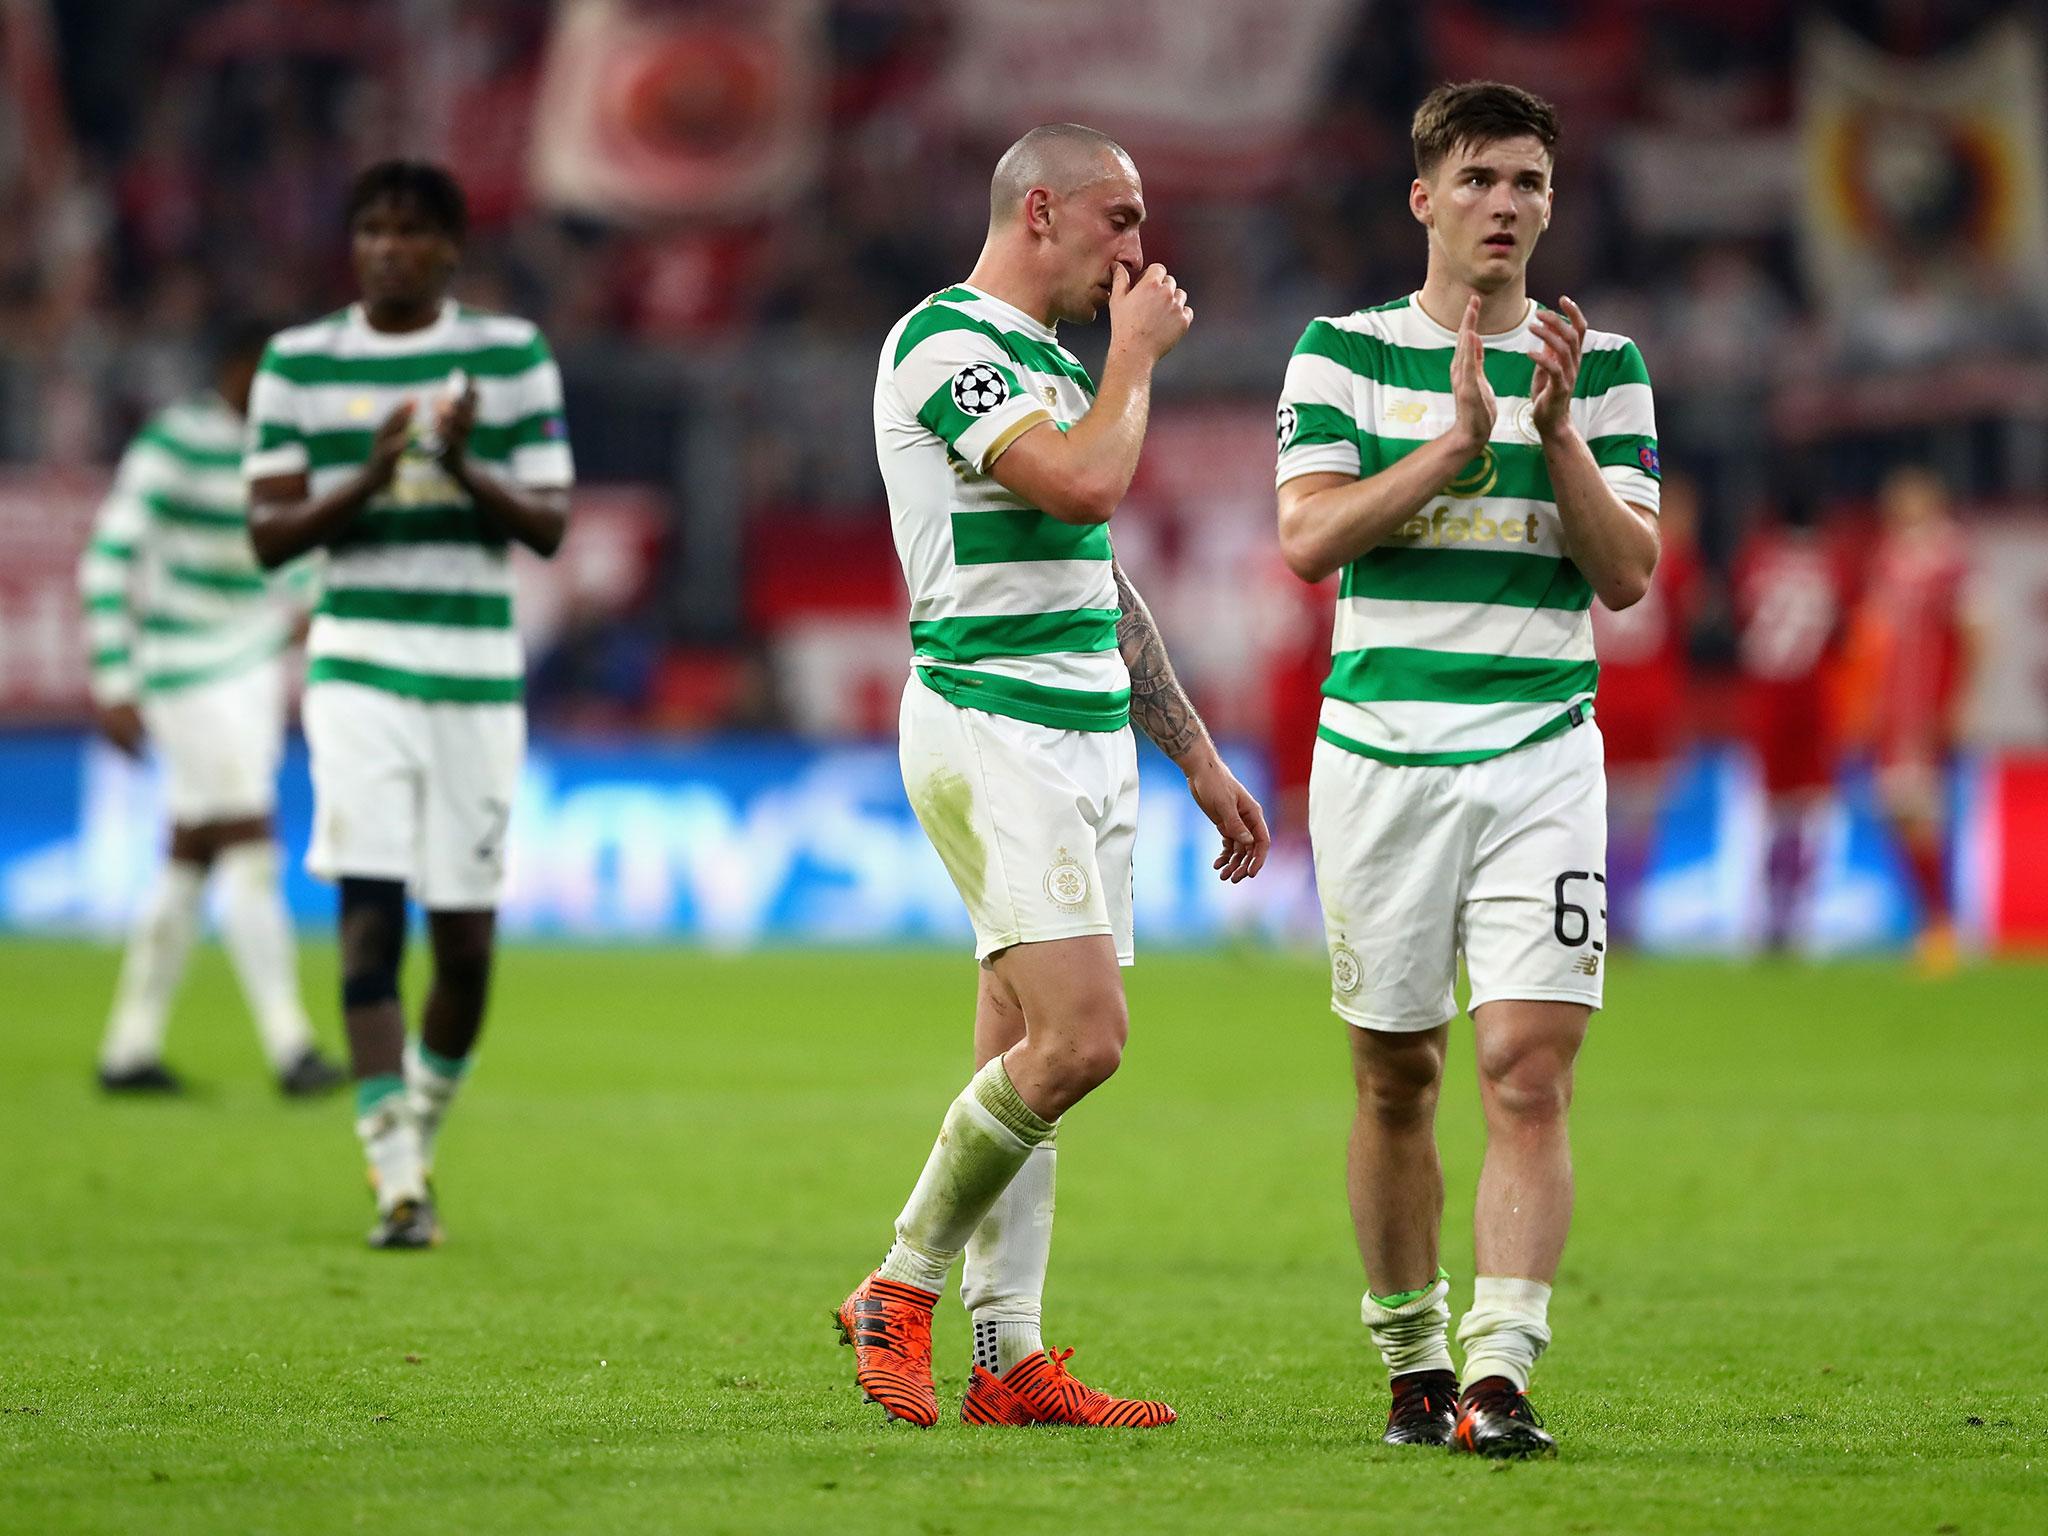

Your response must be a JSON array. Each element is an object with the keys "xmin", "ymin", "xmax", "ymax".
[
  {"xmin": 1576, "ymin": 339, "xmax": 1661, "ymax": 514},
  {"xmin": 78, "ymin": 437, "xmax": 158, "ymax": 706},
  {"xmin": 890, "ymin": 310, "xmax": 1051, "ymax": 473},
  {"xmin": 243, "ymin": 341, "xmax": 308, "ymax": 481},
  {"xmin": 504, "ymin": 329, "xmax": 575, "ymax": 490},
  {"xmin": 1275, "ymin": 319, "xmax": 1365, "ymax": 486}
]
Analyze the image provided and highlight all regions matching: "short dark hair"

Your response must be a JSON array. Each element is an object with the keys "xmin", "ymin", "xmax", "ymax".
[
  {"xmin": 1411, "ymin": 81, "xmax": 1560, "ymax": 178},
  {"xmin": 345, "ymin": 160, "xmax": 467, "ymax": 241}
]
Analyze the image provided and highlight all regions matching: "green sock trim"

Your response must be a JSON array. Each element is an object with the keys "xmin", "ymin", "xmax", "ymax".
[
  {"xmin": 970, "ymin": 1058, "xmax": 1055, "ymax": 1145},
  {"xmin": 415, "ymin": 1042, "xmax": 471, "ymax": 1079},
  {"xmin": 1369, "ymin": 1266, "xmax": 1451, "ymax": 1311},
  {"xmin": 355, "ymin": 1074, "xmax": 405, "ymax": 1116}
]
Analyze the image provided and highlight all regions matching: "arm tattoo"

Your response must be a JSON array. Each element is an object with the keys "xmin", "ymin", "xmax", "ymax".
[{"xmin": 1112, "ymin": 558, "xmax": 1206, "ymax": 762}]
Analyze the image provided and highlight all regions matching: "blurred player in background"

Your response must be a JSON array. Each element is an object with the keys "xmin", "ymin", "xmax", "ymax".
[
  {"xmin": 1842, "ymin": 467, "xmax": 1982, "ymax": 972},
  {"xmin": 245, "ymin": 162, "xmax": 574, "ymax": 1249},
  {"xmin": 1275, "ymin": 82, "xmax": 1661, "ymax": 1457},
  {"xmin": 841, "ymin": 124, "xmax": 1269, "ymax": 1430},
  {"xmin": 79, "ymin": 320, "xmax": 342, "ymax": 1099},
  {"xmin": 1732, "ymin": 497, "xmax": 1849, "ymax": 951},
  {"xmin": 1589, "ymin": 472, "xmax": 1705, "ymax": 942}
]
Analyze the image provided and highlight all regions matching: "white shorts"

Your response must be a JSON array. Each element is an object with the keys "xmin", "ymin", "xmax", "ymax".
[
  {"xmin": 302, "ymin": 681, "xmax": 524, "ymax": 910},
  {"xmin": 1309, "ymin": 720, "xmax": 1609, "ymax": 1031},
  {"xmin": 142, "ymin": 659, "xmax": 285, "ymax": 824},
  {"xmin": 899, "ymin": 675, "xmax": 1138, "ymax": 964}
]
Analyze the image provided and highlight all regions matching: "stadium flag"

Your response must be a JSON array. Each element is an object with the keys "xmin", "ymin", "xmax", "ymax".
[
  {"xmin": 1798, "ymin": 15, "xmax": 2048, "ymax": 314},
  {"xmin": 942, "ymin": 0, "xmax": 1362, "ymax": 196},
  {"xmin": 529, "ymin": 0, "xmax": 824, "ymax": 221}
]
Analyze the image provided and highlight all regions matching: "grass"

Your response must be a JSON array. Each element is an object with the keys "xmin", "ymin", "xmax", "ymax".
[{"xmin": 2, "ymin": 940, "xmax": 2045, "ymax": 1534}]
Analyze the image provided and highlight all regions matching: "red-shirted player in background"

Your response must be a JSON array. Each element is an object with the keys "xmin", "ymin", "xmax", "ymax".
[
  {"xmin": 1733, "ymin": 499, "xmax": 1853, "ymax": 951},
  {"xmin": 1840, "ymin": 467, "xmax": 1983, "ymax": 974},
  {"xmin": 1591, "ymin": 473, "xmax": 1706, "ymax": 943}
]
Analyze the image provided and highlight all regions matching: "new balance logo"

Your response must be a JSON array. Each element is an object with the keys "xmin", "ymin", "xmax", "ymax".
[{"xmin": 1572, "ymin": 953, "xmax": 1601, "ymax": 976}]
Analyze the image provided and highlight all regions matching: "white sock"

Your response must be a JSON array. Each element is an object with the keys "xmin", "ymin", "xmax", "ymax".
[
  {"xmin": 1361, "ymin": 1270, "xmax": 1455, "ymax": 1379},
  {"xmin": 403, "ymin": 1040, "xmax": 469, "ymax": 1172},
  {"xmin": 965, "ymin": 1134, "xmax": 1056, "ymax": 1373},
  {"xmin": 100, "ymin": 859, "xmax": 206, "ymax": 1071},
  {"xmin": 356, "ymin": 1090, "xmax": 427, "ymax": 1211},
  {"xmin": 214, "ymin": 841, "xmax": 315, "ymax": 1071},
  {"xmin": 877, "ymin": 1056, "xmax": 1055, "ymax": 1295},
  {"xmin": 1457, "ymin": 1275, "xmax": 1554, "ymax": 1392}
]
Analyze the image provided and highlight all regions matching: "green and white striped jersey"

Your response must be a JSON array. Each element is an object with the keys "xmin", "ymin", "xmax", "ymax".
[
  {"xmin": 1276, "ymin": 293, "xmax": 1661, "ymax": 765},
  {"xmin": 79, "ymin": 393, "xmax": 316, "ymax": 706},
  {"xmin": 875, "ymin": 283, "xmax": 1128, "ymax": 733},
  {"xmin": 244, "ymin": 300, "xmax": 573, "ymax": 705}
]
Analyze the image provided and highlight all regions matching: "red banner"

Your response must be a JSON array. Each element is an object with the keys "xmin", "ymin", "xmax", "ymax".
[{"xmin": 530, "ymin": 0, "xmax": 824, "ymax": 221}]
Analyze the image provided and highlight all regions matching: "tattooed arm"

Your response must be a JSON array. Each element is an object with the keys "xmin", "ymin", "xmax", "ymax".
[
  {"xmin": 1112, "ymin": 558, "xmax": 1272, "ymax": 882},
  {"xmin": 1114, "ymin": 558, "xmax": 1206, "ymax": 761}
]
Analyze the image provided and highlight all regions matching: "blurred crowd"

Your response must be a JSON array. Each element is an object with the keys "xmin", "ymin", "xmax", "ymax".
[{"xmin": 4, "ymin": 0, "xmax": 2045, "ymax": 733}]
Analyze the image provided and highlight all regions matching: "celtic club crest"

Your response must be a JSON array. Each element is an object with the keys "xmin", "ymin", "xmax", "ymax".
[
  {"xmin": 1043, "ymin": 848, "xmax": 1091, "ymax": 912},
  {"xmin": 1330, "ymin": 942, "xmax": 1363, "ymax": 995}
]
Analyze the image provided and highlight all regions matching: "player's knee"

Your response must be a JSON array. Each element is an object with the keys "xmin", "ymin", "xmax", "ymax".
[
  {"xmin": 1044, "ymin": 999, "xmax": 1128, "ymax": 1098},
  {"xmin": 339, "ymin": 878, "xmax": 407, "ymax": 1007},
  {"xmin": 1480, "ymin": 1048, "xmax": 1575, "ymax": 1126},
  {"xmin": 1353, "ymin": 1031, "xmax": 1444, "ymax": 1125},
  {"xmin": 1072, "ymin": 1020, "xmax": 1127, "ymax": 1091}
]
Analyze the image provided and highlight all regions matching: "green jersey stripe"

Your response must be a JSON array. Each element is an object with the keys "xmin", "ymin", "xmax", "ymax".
[
  {"xmin": 1293, "ymin": 322, "xmax": 1648, "ymax": 401},
  {"xmin": 1325, "ymin": 647, "xmax": 1599, "ymax": 705},
  {"xmin": 917, "ymin": 368, "xmax": 1023, "ymax": 450},
  {"xmin": 1577, "ymin": 345, "xmax": 1653, "ymax": 395},
  {"xmin": 251, "ymin": 422, "xmax": 518, "ymax": 474},
  {"xmin": 307, "ymin": 656, "xmax": 523, "ymax": 703},
  {"xmin": 313, "ymin": 431, "xmax": 511, "ymax": 473},
  {"xmin": 1315, "ymin": 706, "xmax": 1581, "ymax": 767},
  {"xmin": 951, "ymin": 509, "xmax": 1110, "ymax": 565},
  {"xmin": 895, "ymin": 304, "xmax": 1005, "ymax": 366},
  {"xmin": 1589, "ymin": 432, "xmax": 1659, "ymax": 477},
  {"xmin": 319, "ymin": 587, "xmax": 514, "ymax": 628},
  {"xmin": 1288, "ymin": 407, "xmax": 1656, "ymax": 488},
  {"xmin": 259, "ymin": 340, "xmax": 547, "ymax": 387},
  {"xmin": 83, "ymin": 593, "xmax": 126, "ymax": 614},
  {"xmin": 915, "ymin": 665, "xmax": 1129, "ymax": 733},
  {"xmin": 140, "ymin": 612, "xmax": 213, "ymax": 635},
  {"xmin": 1286, "ymin": 402, "xmax": 1360, "ymax": 453},
  {"xmin": 166, "ymin": 563, "xmax": 268, "ymax": 595},
  {"xmin": 332, "ymin": 506, "xmax": 508, "ymax": 549},
  {"xmin": 895, "ymin": 305, "xmax": 1095, "ymax": 393},
  {"xmin": 1294, "ymin": 322, "xmax": 1537, "ymax": 396},
  {"xmin": 142, "ymin": 633, "xmax": 284, "ymax": 693},
  {"xmin": 92, "ymin": 646, "xmax": 131, "ymax": 669},
  {"xmin": 134, "ymin": 425, "xmax": 242, "ymax": 469},
  {"xmin": 1339, "ymin": 547, "xmax": 1592, "ymax": 611},
  {"xmin": 911, "ymin": 606, "xmax": 1120, "ymax": 664},
  {"xmin": 145, "ymin": 492, "xmax": 245, "ymax": 530},
  {"xmin": 469, "ymin": 410, "xmax": 566, "ymax": 459},
  {"xmin": 89, "ymin": 537, "xmax": 136, "ymax": 562}
]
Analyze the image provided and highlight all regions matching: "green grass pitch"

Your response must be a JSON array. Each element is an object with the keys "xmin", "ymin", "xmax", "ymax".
[{"xmin": 3, "ymin": 939, "xmax": 2044, "ymax": 1533}]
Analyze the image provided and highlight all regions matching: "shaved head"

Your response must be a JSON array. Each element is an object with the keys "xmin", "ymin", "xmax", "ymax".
[{"xmin": 989, "ymin": 123, "xmax": 1135, "ymax": 229}]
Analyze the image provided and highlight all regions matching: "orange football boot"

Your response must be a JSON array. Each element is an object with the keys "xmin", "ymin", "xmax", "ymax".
[
  {"xmin": 834, "ymin": 1273, "xmax": 939, "ymax": 1427},
  {"xmin": 960, "ymin": 1347, "xmax": 1176, "ymax": 1427}
]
